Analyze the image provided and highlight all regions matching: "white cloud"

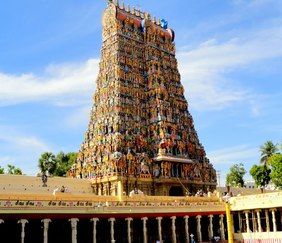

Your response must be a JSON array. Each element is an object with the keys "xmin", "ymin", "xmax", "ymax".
[
  {"xmin": 0, "ymin": 59, "xmax": 99, "ymax": 107},
  {"xmin": 65, "ymin": 105, "xmax": 91, "ymax": 128},
  {"xmin": 207, "ymin": 145, "xmax": 259, "ymax": 166},
  {"xmin": 178, "ymin": 26, "xmax": 282, "ymax": 110},
  {"xmin": 0, "ymin": 126, "xmax": 50, "ymax": 174}
]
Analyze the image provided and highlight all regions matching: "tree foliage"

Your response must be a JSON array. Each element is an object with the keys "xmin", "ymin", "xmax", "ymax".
[
  {"xmin": 260, "ymin": 141, "xmax": 278, "ymax": 165},
  {"xmin": 0, "ymin": 166, "xmax": 4, "ymax": 174},
  {"xmin": 226, "ymin": 163, "xmax": 246, "ymax": 187},
  {"xmin": 7, "ymin": 164, "xmax": 23, "ymax": 175},
  {"xmin": 269, "ymin": 154, "xmax": 282, "ymax": 189},
  {"xmin": 53, "ymin": 152, "xmax": 77, "ymax": 177},
  {"xmin": 250, "ymin": 164, "xmax": 271, "ymax": 188},
  {"xmin": 38, "ymin": 152, "xmax": 77, "ymax": 177}
]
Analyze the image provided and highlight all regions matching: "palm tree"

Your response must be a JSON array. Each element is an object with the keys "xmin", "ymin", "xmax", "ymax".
[
  {"xmin": 260, "ymin": 141, "xmax": 278, "ymax": 165},
  {"xmin": 38, "ymin": 152, "xmax": 57, "ymax": 176}
]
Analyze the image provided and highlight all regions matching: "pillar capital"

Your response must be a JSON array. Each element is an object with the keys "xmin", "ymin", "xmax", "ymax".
[
  {"xmin": 170, "ymin": 216, "xmax": 177, "ymax": 220},
  {"xmin": 18, "ymin": 219, "xmax": 28, "ymax": 225},
  {"xmin": 108, "ymin": 217, "xmax": 116, "ymax": 222},
  {"xmin": 156, "ymin": 216, "xmax": 163, "ymax": 220},
  {"xmin": 69, "ymin": 218, "xmax": 79, "ymax": 228},
  {"xmin": 41, "ymin": 218, "xmax": 51, "ymax": 225},
  {"xmin": 0, "ymin": 219, "xmax": 4, "ymax": 224},
  {"xmin": 183, "ymin": 215, "xmax": 189, "ymax": 220},
  {"xmin": 219, "ymin": 214, "xmax": 224, "ymax": 218},
  {"xmin": 196, "ymin": 215, "xmax": 202, "ymax": 219},
  {"xmin": 90, "ymin": 218, "xmax": 99, "ymax": 223},
  {"xmin": 208, "ymin": 214, "xmax": 214, "ymax": 218},
  {"xmin": 125, "ymin": 217, "xmax": 133, "ymax": 221},
  {"xmin": 141, "ymin": 217, "xmax": 148, "ymax": 221},
  {"xmin": 270, "ymin": 208, "xmax": 277, "ymax": 212}
]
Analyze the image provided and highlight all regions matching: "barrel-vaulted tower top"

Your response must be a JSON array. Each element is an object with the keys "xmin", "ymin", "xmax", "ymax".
[{"xmin": 70, "ymin": 1, "xmax": 216, "ymax": 196}]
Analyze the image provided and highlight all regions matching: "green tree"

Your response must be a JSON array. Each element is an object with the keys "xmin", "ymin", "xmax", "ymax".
[
  {"xmin": 226, "ymin": 163, "xmax": 246, "ymax": 187},
  {"xmin": 7, "ymin": 164, "xmax": 23, "ymax": 175},
  {"xmin": 269, "ymin": 154, "xmax": 282, "ymax": 189},
  {"xmin": 260, "ymin": 141, "xmax": 278, "ymax": 165},
  {"xmin": 38, "ymin": 152, "xmax": 57, "ymax": 176},
  {"xmin": 0, "ymin": 166, "xmax": 4, "ymax": 174},
  {"xmin": 53, "ymin": 152, "xmax": 77, "ymax": 177},
  {"xmin": 250, "ymin": 165, "xmax": 271, "ymax": 190}
]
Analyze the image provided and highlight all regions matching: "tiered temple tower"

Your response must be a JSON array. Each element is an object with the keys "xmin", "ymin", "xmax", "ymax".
[{"xmin": 70, "ymin": 0, "xmax": 217, "ymax": 196}]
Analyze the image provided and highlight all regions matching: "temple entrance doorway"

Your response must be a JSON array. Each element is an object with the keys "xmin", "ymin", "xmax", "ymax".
[{"xmin": 169, "ymin": 186, "xmax": 184, "ymax": 196}]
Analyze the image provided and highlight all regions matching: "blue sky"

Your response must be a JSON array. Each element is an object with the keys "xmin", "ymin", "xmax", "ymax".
[{"xmin": 0, "ymin": 0, "xmax": 281, "ymax": 184}]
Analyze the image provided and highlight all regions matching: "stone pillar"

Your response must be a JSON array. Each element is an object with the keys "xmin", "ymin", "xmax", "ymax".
[
  {"xmin": 256, "ymin": 210, "xmax": 262, "ymax": 233},
  {"xmin": 270, "ymin": 209, "xmax": 277, "ymax": 232},
  {"xmin": 244, "ymin": 211, "xmax": 250, "ymax": 233},
  {"xmin": 219, "ymin": 214, "xmax": 225, "ymax": 240},
  {"xmin": 90, "ymin": 218, "xmax": 99, "ymax": 243},
  {"xmin": 17, "ymin": 219, "xmax": 28, "ymax": 243},
  {"xmin": 265, "ymin": 210, "xmax": 270, "ymax": 232},
  {"xmin": 196, "ymin": 215, "xmax": 202, "ymax": 242},
  {"xmin": 41, "ymin": 219, "xmax": 51, "ymax": 243},
  {"xmin": 251, "ymin": 210, "xmax": 257, "ymax": 232},
  {"xmin": 69, "ymin": 218, "xmax": 79, "ymax": 243},
  {"xmin": 238, "ymin": 212, "xmax": 242, "ymax": 232},
  {"xmin": 141, "ymin": 217, "xmax": 148, "ymax": 243},
  {"xmin": 183, "ymin": 216, "xmax": 190, "ymax": 243},
  {"xmin": 170, "ymin": 216, "xmax": 177, "ymax": 243},
  {"xmin": 125, "ymin": 218, "xmax": 133, "ymax": 243},
  {"xmin": 156, "ymin": 217, "xmax": 163, "ymax": 243},
  {"xmin": 108, "ymin": 218, "xmax": 116, "ymax": 243},
  {"xmin": 208, "ymin": 215, "xmax": 214, "ymax": 240}
]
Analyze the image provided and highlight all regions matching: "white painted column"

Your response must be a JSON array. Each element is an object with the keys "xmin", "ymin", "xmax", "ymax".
[
  {"xmin": 17, "ymin": 219, "xmax": 28, "ymax": 243},
  {"xmin": 41, "ymin": 219, "xmax": 51, "ymax": 243},
  {"xmin": 156, "ymin": 217, "xmax": 163, "ymax": 243},
  {"xmin": 196, "ymin": 215, "xmax": 202, "ymax": 242},
  {"xmin": 208, "ymin": 215, "xmax": 214, "ymax": 240},
  {"xmin": 265, "ymin": 210, "xmax": 270, "ymax": 232},
  {"xmin": 170, "ymin": 216, "xmax": 177, "ymax": 243},
  {"xmin": 271, "ymin": 209, "xmax": 277, "ymax": 232},
  {"xmin": 256, "ymin": 210, "xmax": 262, "ymax": 233},
  {"xmin": 125, "ymin": 217, "xmax": 133, "ymax": 243},
  {"xmin": 90, "ymin": 218, "xmax": 99, "ymax": 243},
  {"xmin": 244, "ymin": 211, "xmax": 250, "ymax": 233},
  {"xmin": 69, "ymin": 218, "xmax": 79, "ymax": 243},
  {"xmin": 141, "ymin": 217, "xmax": 148, "ymax": 243},
  {"xmin": 108, "ymin": 218, "xmax": 116, "ymax": 243},
  {"xmin": 219, "ymin": 214, "xmax": 225, "ymax": 240},
  {"xmin": 183, "ymin": 216, "xmax": 190, "ymax": 243},
  {"xmin": 238, "ymin": 212, "xmax": 242, "ymax": 232}
]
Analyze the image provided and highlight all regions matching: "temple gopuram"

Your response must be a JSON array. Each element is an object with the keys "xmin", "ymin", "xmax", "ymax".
[{"xmin": 70, "ymin": 0, "xmax": 217, "ymax": 197}]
